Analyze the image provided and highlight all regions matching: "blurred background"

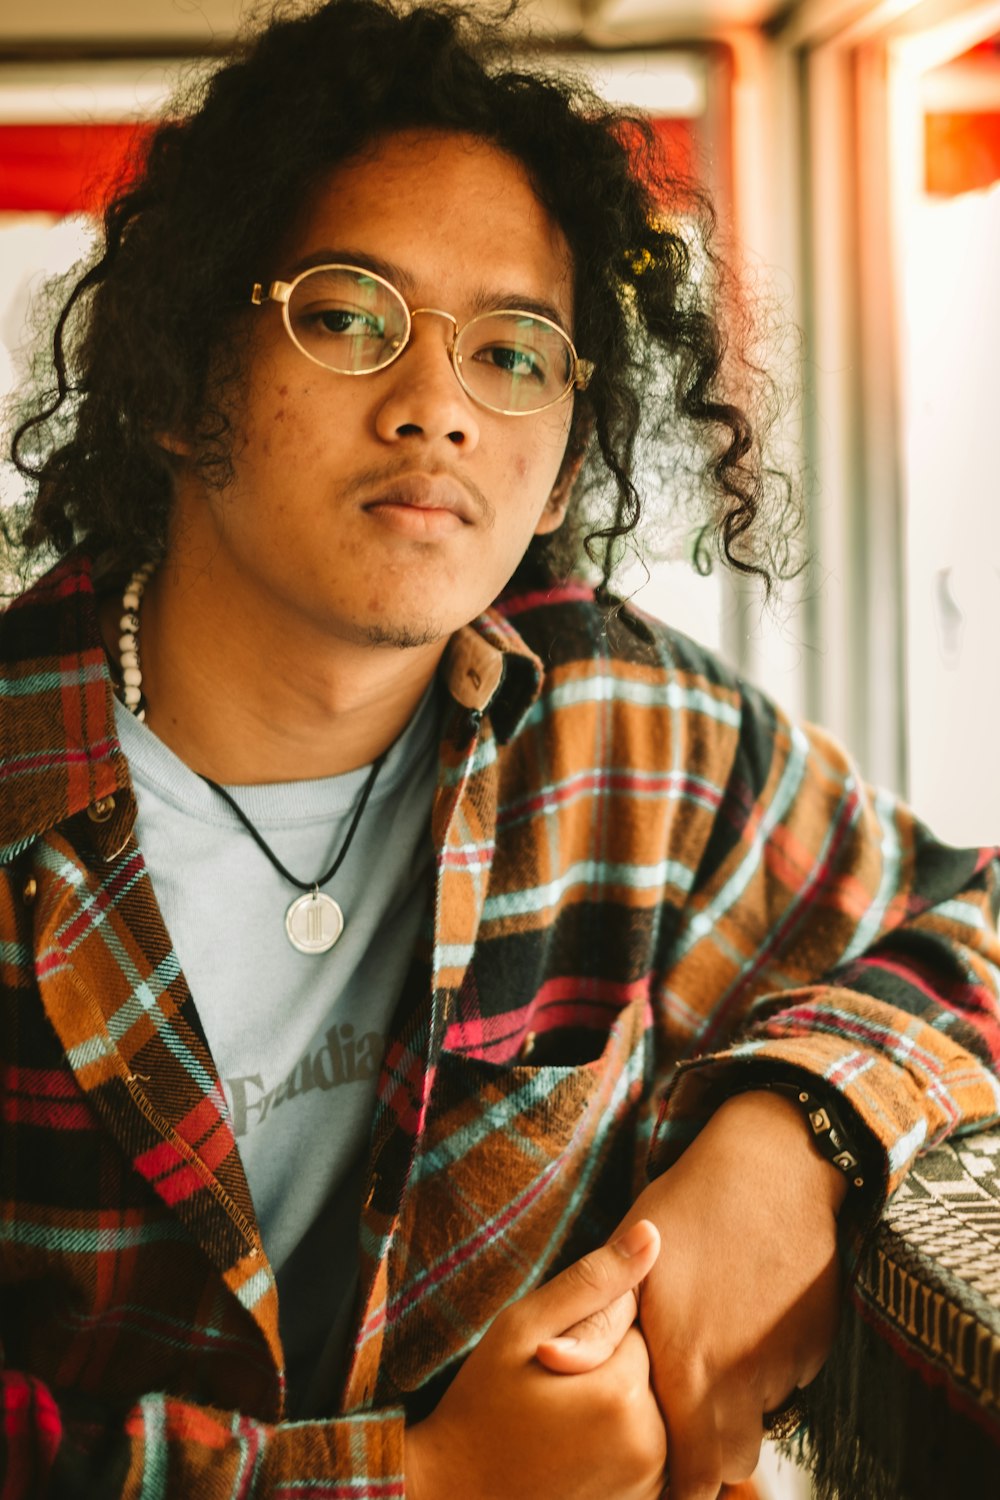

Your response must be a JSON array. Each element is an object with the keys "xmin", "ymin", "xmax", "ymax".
[{"xmin": 0, "ymin": 5, "xmax": 997, "ymax": 1485}]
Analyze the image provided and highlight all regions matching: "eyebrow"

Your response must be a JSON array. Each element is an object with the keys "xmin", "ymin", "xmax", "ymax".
[{"xmin": 286, "ymin": 247, "xmax": 573, "ymax": 332}]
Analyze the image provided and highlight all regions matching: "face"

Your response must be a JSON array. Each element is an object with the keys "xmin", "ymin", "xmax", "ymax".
[{"xmin": 171, "ymin": 129, "xmax": 578, "ymax": 653}]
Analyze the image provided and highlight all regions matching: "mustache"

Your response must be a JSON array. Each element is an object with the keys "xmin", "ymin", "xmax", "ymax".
[{"xmin": 345, "ymin": 462, "xmax": 495, "ymax": 528}]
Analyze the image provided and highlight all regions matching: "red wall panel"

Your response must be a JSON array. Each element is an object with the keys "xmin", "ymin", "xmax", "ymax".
[
  {"xmin": 0, "ymin": 123, "xmax": 154, "ymax": 213},
  {"xmin": 0, "ymin": 118, "xmax": 696, "ymax": 217}
]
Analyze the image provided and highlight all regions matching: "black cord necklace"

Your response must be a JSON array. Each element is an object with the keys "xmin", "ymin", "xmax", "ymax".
[
  {"xmin": 119, "ymin": 564, "xmax": 388, "ymax": 956},
  {"xmin": 199, "ymin": 754, "xmax": 387, "ymax": 954}
]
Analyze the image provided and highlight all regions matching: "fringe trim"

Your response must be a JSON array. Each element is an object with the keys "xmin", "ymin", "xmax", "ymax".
[{"xmin": 781, "ymin": 1300, "xmax": 1000, "ymax": 1500}]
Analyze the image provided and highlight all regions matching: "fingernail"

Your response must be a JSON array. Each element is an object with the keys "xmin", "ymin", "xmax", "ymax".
[
  {"xmin": 611, "ymin": 1221, "xmax": 653, "ymax": 1259},
  {"xmin": 541, "ymin": 1335, "xmax": 579, "ymax": 1351}
]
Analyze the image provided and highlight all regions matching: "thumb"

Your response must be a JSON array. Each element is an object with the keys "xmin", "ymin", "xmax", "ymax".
[
  {"xmin": 535, "ymin": 1287, "xmax": 644, "ymax": 1375},
  {"xmin": 532, "ymin": 1219, "xmax": 660, "ymax": 1373}
]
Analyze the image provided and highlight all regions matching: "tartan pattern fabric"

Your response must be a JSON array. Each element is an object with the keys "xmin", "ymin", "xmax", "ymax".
[{"xmin": 1, "ymin": 551, "xmax": 999, "ymax": 1496}]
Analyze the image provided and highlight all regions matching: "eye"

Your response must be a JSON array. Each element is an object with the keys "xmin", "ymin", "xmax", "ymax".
[
  {"xmin": 474, "ymin": 343, "xmax": 547, "ymax": 383},
  {"xmin": 309, "ymin": 306, "xmax": 386, "ymax": 339}
]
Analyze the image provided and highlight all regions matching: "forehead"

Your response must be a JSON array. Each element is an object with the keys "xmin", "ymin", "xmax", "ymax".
[{"xmin": 284, "ymin": 129, "xmax": 575, "ymax": 326}]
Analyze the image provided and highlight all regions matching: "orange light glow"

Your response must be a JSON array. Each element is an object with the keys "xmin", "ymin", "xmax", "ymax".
[{"xmin": 925, "ymin": 112, "xmax": 1000, "ymax": 196}]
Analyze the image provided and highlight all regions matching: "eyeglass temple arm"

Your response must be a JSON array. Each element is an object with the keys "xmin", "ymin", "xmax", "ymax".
[{"xmin": 250, "ymin": 281, "xmax": 292, "ymax": 306}]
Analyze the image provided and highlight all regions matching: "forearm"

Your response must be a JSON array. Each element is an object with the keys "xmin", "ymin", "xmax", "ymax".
[
  {"xmin": 632, "ymin": 1088, "xmax": 848, "ymax": 1307},
  {"xmin": 655, "ymin": 678, "xmax": 1000, "ymax": 1200}
]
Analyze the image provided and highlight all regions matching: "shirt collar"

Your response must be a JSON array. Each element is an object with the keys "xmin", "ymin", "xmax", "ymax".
[
  {"xmin": 442, "ymin": 606, "xmax": 543, "ymax": 741},
  {"xmin": 0, "ymin": 551, "xmax": 129, "ymax": 864},
  {"xmin": 0, "ymin": 551, "xmax": 545, "ymax": 863}
]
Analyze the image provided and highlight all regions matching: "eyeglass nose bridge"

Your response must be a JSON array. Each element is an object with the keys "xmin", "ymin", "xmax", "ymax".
[
  {"xmin": 398, "ymin": 307, "xmax": 482, "ymax": 400},
  {"xmin": 407, "ymin": 306, "xmax": 460, "ymax": 357}
]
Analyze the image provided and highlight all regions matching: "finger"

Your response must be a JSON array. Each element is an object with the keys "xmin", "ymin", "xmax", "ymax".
[
  {"xmin": 611, "ymin": 1327, "xmax": 670, "ymax": 1479},
  {"xmin": 665, "ymin": 1391, "xmax": 762, "ymax": 1500},
  {"xmin": 535, "ymin": 1286, "xmax": 639, "ymax": 1373},
  {"xmin": 614, "ymin": 1330, "xmax": 670, "ymax": 1498},
  {"xmin": 526, "ymin": 1219, "xmax": 660, "ymax": 1347},
  {"xmin": 657, "ymin": 1384, "xmax": 721, "ymax": 1500}
]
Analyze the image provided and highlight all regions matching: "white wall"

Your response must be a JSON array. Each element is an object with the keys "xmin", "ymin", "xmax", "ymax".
[{"xmin": 901, "ymin": 179, "xmax": 1000, "ymax": 845}]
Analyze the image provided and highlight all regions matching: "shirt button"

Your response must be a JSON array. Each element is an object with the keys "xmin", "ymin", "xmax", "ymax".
[
  {"xmin": 22, "ymin": 876, "xmax": 37, "ymax": 904},
  {"xmin": 87, "ymin": 795, "xmax": 116, "ymax": 823},
  {"xmin": 520, "ymin": 1030, "xmax": 537, "ymax": 1060}
]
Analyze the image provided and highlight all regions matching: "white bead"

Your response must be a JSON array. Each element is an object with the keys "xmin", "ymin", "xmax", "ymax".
[
  {"xmin": 136, "ymin": 707, "xmax": 146, "ymax": 723},
  {"xmin": 120, "ymin": 564, "xmax": 154, "ymax": 718}
]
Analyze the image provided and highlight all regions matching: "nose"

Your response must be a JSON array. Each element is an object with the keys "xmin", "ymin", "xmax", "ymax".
[{"xmin": 373, "ymin": 310, "xmax": 481, "ymax": 450}]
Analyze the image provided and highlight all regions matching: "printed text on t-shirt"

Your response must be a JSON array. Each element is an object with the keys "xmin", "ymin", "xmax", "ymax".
[{"xmin": 224, "ymin": 1022, "xmax": 385, "ymax": 1135}]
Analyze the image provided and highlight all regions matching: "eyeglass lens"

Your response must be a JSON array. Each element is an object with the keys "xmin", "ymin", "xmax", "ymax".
[{"xmin": 284, "ymin": 265, "xmax": 575, "ymax": 414}]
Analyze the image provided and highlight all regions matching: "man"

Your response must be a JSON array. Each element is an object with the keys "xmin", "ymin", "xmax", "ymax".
[{"xmin": 1, "ymin": 2, "xmax": 998, "ymax": 1497}]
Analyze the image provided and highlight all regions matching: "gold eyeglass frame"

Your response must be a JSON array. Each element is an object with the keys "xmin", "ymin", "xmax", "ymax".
[{"xmin": 250, "ymin": 262, "xmax": 595, "ymax": 417}]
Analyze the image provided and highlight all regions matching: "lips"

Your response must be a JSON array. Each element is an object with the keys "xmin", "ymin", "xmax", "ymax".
[{"xmin": 360, "ymin": 472, "xmax": 478, "ymax": 526}]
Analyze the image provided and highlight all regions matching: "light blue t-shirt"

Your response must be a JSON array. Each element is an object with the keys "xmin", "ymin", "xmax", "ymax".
[{"xmin": 114, "ymin": 689, "xmax": 440, "ymax": 1415}]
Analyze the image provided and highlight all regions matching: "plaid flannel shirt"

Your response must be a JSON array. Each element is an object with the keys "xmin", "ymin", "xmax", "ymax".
[{"xmin": 1, "ymin": 552, "xmax": 999, "ymax": 1498}]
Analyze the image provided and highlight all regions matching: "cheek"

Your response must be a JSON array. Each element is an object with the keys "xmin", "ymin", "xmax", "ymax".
[
  {"xmin": 245, "ymin": 390, "xmax": 327, "ymax": 470},
  {"xmin": 504, "ymin": 412, "xmax": 571, "ymax": 489}
]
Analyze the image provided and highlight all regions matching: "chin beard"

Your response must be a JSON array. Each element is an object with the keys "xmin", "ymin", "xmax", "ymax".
[{"xmin": 362, "ymin": 617, "xmax": 443, "ymax": 650}]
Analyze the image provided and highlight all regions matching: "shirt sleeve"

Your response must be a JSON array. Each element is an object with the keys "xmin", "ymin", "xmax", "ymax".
[
  {"xmin": 0, "ymin": 1369, "xmax": 404, "ymax": 1498},
  {"xmin": 649, "ymin": 673, "xmax": 1000, "ymax": 1221}
]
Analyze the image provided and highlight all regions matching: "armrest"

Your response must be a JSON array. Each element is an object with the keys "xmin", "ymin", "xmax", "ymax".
[{"xmin": 797, "ymin": 1126, "xmax": 1000, "ymax": 1499}]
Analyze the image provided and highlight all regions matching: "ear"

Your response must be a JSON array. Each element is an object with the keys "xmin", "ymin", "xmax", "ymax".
[
  {"xmin": 534, "ymin": 408, "xmax": 593, "ymax": 536},
  {"xmin": 153, "ymin": 430, "xmax": 194, "ymax": 458},
  {"xmin": 533, "ymin": 474, "xmax": 573, "ymax": 535}
]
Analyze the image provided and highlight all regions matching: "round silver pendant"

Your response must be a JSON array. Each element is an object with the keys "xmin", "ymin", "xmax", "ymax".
[{"xmin": 285, "ymin": 890, "xmax": 344, "ymax": 954}]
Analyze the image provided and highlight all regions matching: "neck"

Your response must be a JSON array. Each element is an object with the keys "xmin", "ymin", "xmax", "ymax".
[{"xmin": 103, "ymin": 556, "xmax": 449, "ymax": 785}]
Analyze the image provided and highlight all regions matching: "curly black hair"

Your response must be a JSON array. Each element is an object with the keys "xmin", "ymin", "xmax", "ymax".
[{"xmin": 5, "ymin": 0, "xmax": 799, "ymax": 595}]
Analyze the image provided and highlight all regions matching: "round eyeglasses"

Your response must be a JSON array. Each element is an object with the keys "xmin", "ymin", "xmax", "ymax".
[{"xmin": 250, "ymin": 263, "xmax": 595, "ymax": 417}]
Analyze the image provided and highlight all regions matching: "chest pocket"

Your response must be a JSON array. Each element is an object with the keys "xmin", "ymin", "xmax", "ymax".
[{"xmin": 382, "ymin": 994, "xmax": 649, "ymax": 1395}]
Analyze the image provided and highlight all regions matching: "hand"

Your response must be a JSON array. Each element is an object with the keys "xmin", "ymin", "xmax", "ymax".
[
  {"xmin": 538, "ymin": 1091, "xmax": 847, "ymax": 1499},
  {"xmin": 405, "ymin": 1219, "xmax": 668, "ymax": 1500}
]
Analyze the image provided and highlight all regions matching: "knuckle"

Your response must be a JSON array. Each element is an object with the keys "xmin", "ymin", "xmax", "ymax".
[
  {"xmin": 605, "ymin": 1343, "xmax": 648, "ymax": 1415},
  {"xmin": 616, "ymin": 1405, "xmax": 667, "ymax": 1486},
  {"xmin": 572, "ymin": 1305, "xmax": 615, "ymax": 1343},
  {"xmin": 722, "ymin": 1429, "xmax": 763, "ymax": 1484},
  {"xmin": 563, "ymin": 1248, "xmax": 614, "ymax": 1299},
  {"xmin": 618, "ymin": 1325, "xmax": 652, "ymax": 1380}
]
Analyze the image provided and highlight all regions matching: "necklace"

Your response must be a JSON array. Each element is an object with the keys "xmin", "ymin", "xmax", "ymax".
[
  {"xmin": 118, "ymin": 564, "xmax": 154, "ymax": 720},
  {"xmin": 119, "ymin": 565, "xmax": 386, "ymax": 955},
  {"xmin": 199, "ymin": 759, "xmax": 386, "ymax": 954}
]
